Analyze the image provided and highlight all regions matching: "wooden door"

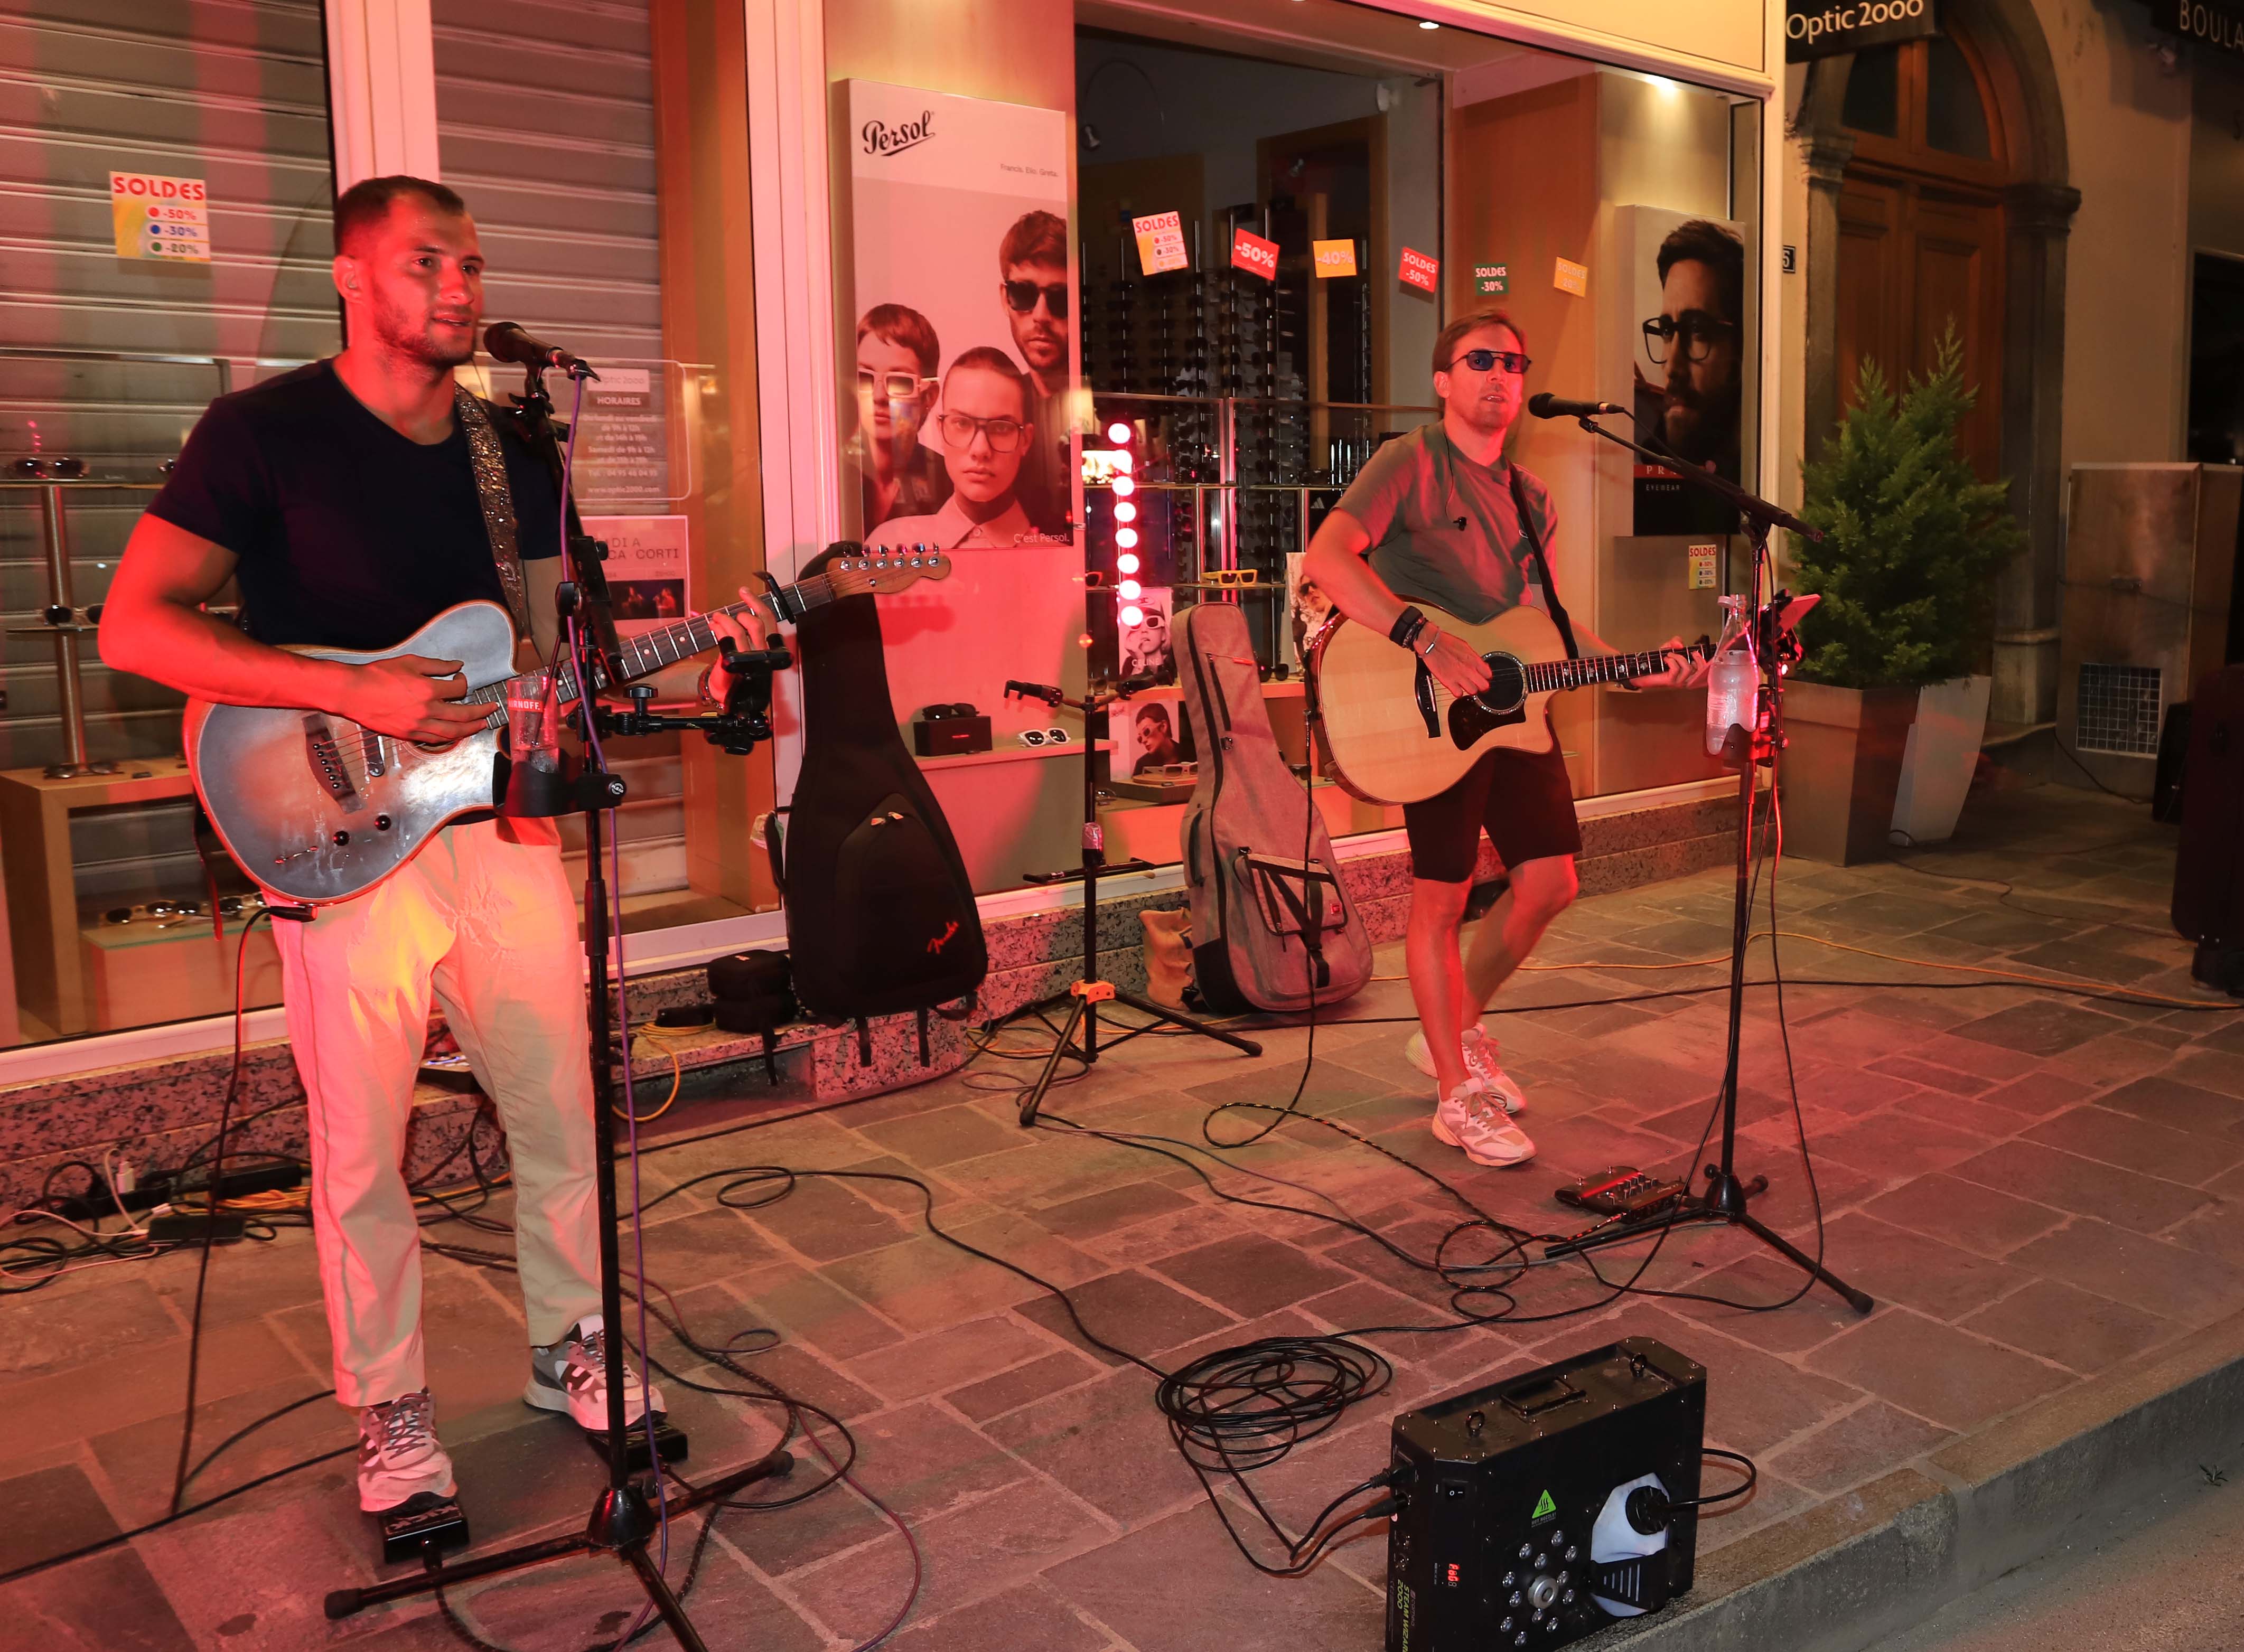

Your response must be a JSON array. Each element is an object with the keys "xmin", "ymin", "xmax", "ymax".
[{"xmin": 1834, "ymin": 174, "xmax": 2003, "ymax": 477}]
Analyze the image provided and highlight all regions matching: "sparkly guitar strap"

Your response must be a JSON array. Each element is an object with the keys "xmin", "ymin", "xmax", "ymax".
[{"xmin": 453, "ymin": 383, "xmax": 535, "ymax": 642}]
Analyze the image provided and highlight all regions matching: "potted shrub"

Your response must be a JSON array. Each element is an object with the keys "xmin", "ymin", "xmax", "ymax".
[{"xmin": 1782, "ymin": 330, "xmax": 2024, "ymax": 863}]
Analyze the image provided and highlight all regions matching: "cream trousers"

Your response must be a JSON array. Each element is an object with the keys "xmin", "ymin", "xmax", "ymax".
[{"xmin": 273, "ymin": 819, "xmax": 601, "ymax": 1407}]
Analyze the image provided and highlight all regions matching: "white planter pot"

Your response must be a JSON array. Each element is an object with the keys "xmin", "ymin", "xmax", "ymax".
[{"xmin": 1889, "ymin": 674, "xmax": 1992, "ymax": 846}]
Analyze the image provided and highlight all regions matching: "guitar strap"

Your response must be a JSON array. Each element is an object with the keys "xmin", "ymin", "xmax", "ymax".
[
  {"xmin": 453, "ymin": 383, "xmax": 536, "ymax": 643},
  {"xmin": 1507, "ymin": 463, "xmax": 1579, "ymax": 661}
]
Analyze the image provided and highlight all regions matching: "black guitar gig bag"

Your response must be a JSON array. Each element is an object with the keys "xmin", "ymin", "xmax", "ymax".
[
  {"xmin": 770, "ymin": 543, "xmax": 986, "ymax": 1024},
  {"xmin": 1177, "ymin": 601, "xmax": 1371, "ymax": 1013}
]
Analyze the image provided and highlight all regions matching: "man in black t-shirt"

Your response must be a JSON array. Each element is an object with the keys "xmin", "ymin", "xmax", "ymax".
[{"xmin": 102, "ymin": 176, "xmax": 753, "ymax": 1519}]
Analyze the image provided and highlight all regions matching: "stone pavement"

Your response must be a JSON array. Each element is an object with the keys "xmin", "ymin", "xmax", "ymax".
[{"xmin": 3, "ymin": 782, "xmax": 2241, "ymax": 1652}]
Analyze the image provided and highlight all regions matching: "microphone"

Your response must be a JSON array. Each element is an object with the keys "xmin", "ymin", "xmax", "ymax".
[
  {"xmin": 483, "ymin": 321, "xmax": 599, "ymax": 380},
  {"xmin": 1528, "ymin": 392, "xmax": 1623, "ymax": 420}
]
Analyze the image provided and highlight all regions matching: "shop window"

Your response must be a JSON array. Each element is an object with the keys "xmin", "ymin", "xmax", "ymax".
[
  {"xmin": 1841, "ymin": 45, "xmax": 1901, "ymax": 138},
  {"xmin": 0, "ymin": 1, "xmax": 337, "ymax": 1048},
  {"xmin": 1840, "ymin": 30, "xmax": 2006, "ymax": 174},
  {"xmin": 1924, "ymin": 37, "xmax": 1991, "ymax": 159}
]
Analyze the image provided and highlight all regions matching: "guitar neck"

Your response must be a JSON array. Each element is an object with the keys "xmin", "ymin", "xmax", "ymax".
[
  {"xmin": 1524, "ymin": 643, "xmax": 1705, "ymax": 696},
  {"xmin": 460, "ymin": 575, "xmax": 839, "ymax": 721}
]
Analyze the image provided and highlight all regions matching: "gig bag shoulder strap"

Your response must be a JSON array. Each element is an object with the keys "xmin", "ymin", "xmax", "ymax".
[
  {"xmin": 1508, "ymin": 463, "xmax": 1578, "ymax": 660},
  {"xmin": 453, "ymin": 383, "xmax": 535, "ymax": 642}
]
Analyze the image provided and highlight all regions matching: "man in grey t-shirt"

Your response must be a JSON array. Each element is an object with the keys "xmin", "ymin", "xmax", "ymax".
[{"xmin": 1303, "ymin": 308, "xmax": 1703, "ymax": 1168}]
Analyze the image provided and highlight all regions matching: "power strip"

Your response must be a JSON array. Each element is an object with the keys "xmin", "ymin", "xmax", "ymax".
[{"xmin": 36, "ymin": 1161, "xmax": 306, "ymax": 1224}]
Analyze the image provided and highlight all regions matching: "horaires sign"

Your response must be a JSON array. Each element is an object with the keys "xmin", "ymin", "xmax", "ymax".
[{"xmin": 1785, "ymin": 0, "xmax": 1939, "ymax": 61}]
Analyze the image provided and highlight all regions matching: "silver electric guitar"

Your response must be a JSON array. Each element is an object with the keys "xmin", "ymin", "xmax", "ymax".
[{"xmin": 186, "ymin": 547, "xmax": 950, "ymax": 904}]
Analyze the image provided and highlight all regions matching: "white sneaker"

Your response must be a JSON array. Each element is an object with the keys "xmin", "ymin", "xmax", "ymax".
[
  {"xmin": 1432, "ymin": 1080, "xmax": 1537, "ymax": 1167},
  {"xmin": 1404, "ymin": 1023, "xmax": 1527, "ymax": 1114},
  {"xmin": 525, "ymin": 1313, "xmax": 665, "ymax": 1432},
  {"xmin": 356, "ymin": 1387, "xmax": 456, "ymax": 1513}
]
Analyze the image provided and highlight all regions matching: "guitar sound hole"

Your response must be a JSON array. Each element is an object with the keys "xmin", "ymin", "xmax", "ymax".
[{"xmin": 1479, "ymin": 654, "xmax": 1526, "ymax": 715}]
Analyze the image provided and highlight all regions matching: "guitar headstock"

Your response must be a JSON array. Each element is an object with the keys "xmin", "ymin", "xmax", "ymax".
[{"xmin": 827, "ymin": 546, "xmax": 952, "ymax": 599}]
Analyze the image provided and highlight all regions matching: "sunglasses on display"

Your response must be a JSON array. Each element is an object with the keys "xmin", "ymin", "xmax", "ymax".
[
  {"xmin": 1446, "ymin": 349, "xmax": 1532, "ymax": 375},
  {"xmin": 1003, "ymin": 280, "xmax": 1070, "ymax": 320},
  {"xmin": 1017, "ymin": 728, "xmax": 1073, "ymax": 747},
  {"xmin": 857, "ymin": 369, "xmax": 934, "ymax": 400},
  {"xmin": 937, "ymin": 411, "xmax": 1027, "ymax": 452},
  {"xmin": 1641, "ymin": 314, "xmax": 1739, "ymax": 365}
]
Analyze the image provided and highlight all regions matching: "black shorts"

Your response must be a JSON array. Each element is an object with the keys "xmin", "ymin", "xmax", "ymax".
[{"xmin": 1402, "ymin": 744, "xmax": 1582, "ymax": 884}]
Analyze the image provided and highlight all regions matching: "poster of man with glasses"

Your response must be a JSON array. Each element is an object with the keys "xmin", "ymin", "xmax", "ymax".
[
  {"xmin": 1626, "ymin": 211, "xmax": 1747, "ymax": 536},
  {"xmin": 843, "ymin": 80, "xmax": 1081, "ymax": 736}
]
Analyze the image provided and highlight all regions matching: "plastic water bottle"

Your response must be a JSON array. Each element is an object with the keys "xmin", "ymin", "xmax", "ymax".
[{"xmin": 1704, "ymin": 650, "xmax": 1758, "ymax": 757}]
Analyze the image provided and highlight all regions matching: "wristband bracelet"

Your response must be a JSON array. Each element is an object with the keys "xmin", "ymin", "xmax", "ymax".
[
  {"xmin": 1388, "ymin": 605, "xmax": 1425, "ymax": 647},
  {"xmin": 1415, "ymin": 625, "xmax": 1441, "ymax": 657}
]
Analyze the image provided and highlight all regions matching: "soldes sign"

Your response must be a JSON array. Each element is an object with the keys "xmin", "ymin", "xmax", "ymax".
[{"xmin": 1784, "ymin": 0, "xmax": 1938, "ymax": 61}]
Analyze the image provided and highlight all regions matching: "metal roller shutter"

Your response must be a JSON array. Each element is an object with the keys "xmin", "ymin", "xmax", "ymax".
[
  {"xmin": 431, "ymin": 0, "xmax": 684, "ymax": 901},
  {"xmin": 0, "ymin": 0, "xmax": 336, "ymax": 779}
]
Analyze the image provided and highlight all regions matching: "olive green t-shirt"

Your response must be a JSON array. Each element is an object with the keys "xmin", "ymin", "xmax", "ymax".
[{"xmin": 1331, "ymin": 424, "xmax": 1559, "ymax": 625}]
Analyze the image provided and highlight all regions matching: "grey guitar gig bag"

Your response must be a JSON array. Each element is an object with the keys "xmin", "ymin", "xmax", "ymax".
[{"xmin": 1176, "ymin": 601, "xmax": 1371, "ymax": 1014}]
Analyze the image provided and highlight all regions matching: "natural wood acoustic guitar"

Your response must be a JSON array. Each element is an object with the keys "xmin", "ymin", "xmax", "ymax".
[{"xmin": 1306, "ymin": 602, "xmax": 1710, "ymax": 805}]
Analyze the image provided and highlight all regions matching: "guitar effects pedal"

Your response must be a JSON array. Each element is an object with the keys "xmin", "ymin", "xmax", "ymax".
[{"xmin": 1385, "ymin": 1338, "xmax": 1706, "ymax": 1651}]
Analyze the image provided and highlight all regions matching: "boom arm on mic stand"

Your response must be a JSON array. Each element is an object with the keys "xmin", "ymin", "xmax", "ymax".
[
  {"xmin": 487, "ymin": 323, "xmax": 624, "ymax": 674},
  {"xmin": 1528, "ymin": 392, "xmax": 1819, "ymax": 543}
]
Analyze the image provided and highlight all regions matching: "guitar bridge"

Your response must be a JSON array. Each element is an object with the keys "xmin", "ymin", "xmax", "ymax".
[{"xmin": 303, "ymin": 714, "xmax": 361, "ymax": 806}]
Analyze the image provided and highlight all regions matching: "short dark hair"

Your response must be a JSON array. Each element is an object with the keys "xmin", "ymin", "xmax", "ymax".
[
  {"xmin": 1136, "ymin": 702, "xmax": 1171, "ymax": 727},
  {"xmin": 1656, "ymin": 219, "xmax": 1745, "ymax": 325},
  {"xmin": 857, "ymin": 304, "xmax": 940, "ymax": 377},
  {"xmin": 334, "ymin": 175, "xmax": 467, "ymax": 254},
  {"xmin": 1432, "ymin": 308, "xmax": 1527, "ymax": 381},
  {"xmin": 999, "ymin": 210, "xmax": 1067, "ymax": 273},
  {"xmin": 944, "ymin": 345, "xmax": 1032, "ymax": 419}
]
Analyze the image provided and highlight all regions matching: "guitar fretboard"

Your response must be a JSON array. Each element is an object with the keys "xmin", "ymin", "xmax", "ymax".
[
  {"xmin": 1520, "ymin": 644, "xmax": 1701, "ymax": 694},
  {"xmin": 458, "ymin": 573, "xmax": 848, "ymax": 726},
  {"xmin": 605, "ymin": 574, "xmax": 841, "ymax": 682}
]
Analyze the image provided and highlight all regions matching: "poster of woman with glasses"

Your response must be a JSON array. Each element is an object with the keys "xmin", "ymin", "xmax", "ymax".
[
  {"xmin": 1624, "ymin": 209, "xmax": 1748, "ymax": 536},
  {"xmin": 844, "ymin": 80, "xmax": 1075, "ymax": 543},
  {"xmin": 843, "ymin": 80, "xmax": 1082, "ymax": 741}
]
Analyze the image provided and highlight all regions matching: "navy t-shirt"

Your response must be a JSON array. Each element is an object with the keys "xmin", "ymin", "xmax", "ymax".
[{"xmin": 146, "ymin": 360, "xmax": 561, "ymax": 651}]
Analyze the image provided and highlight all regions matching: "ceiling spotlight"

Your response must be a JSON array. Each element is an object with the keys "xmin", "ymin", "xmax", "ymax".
[
  {"xmin": 1419, "ymin": 18, "xmax": 1439, "ymax": 27},
  {"xmin": 1117, "ymin": 551, "xmax": 1141, "ymax": 574},
  {"xmin": 1114, "ymin": 501, "xmax": 1137, "ymax": 524},
  {"xmin": 1118, "ymin": 579, "xmax": 1143, "ymax": 599},
  {"xmin": 1109, "ymin": 450, "xmax": 1134, "ymax": 474},
  {"xmin": 1116, "ymin": 527, "xmax": 1139, "ymax": 549},
  {"xmin": 1106, "ymin": 420, "xmax": 1132, "ymax": 444},
  {"xmin": 1120, "ymin": 604, "xmax": 1145, "ymax": 626},
  {"xmin": 1112, "ymin": 475, "xmax": 1136, "ymax": 498}
]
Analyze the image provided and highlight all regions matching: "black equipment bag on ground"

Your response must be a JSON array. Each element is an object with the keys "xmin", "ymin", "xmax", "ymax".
[
  {"xmin": 769, "ymin": 543, "xmax": 986, "ymax": 1019},
  {"xmin": 1177, "ymin": 601, "xmax": 1371, "ymax": 1013},
  {"xmin": 2173, "ymin": 665, "xmax": 2244, "ymax": 953}
]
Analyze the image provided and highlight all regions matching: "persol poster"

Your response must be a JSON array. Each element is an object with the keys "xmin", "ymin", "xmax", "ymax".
[
  {"xmin": 840, "ymin": 80, "xmax": 1082, "ymax": 738},
  {"xmin": 1616, "ymin": 204, "xmax": 1750, "ymax": 536}
]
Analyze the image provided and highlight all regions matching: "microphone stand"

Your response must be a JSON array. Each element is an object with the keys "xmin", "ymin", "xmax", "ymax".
[
  {"xmin": 322, "ymin": 361, "xmax": 797, "ymax": 1647},
  {"xmin": 1538, "ymin": 414, "xmax": 1872, "ymax": 1316},
  {"xmin": 1006, "ymin": 675, "xmax": 1263, "ymax": 1127}
]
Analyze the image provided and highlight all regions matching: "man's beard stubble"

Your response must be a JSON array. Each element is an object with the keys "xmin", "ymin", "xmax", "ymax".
[
  {"xmin": 1661, "ymin": 382, "xmax": 1742, "ymax": 468},
  {"xmin": 373, "ymin": 294, "xmax": 477, "ymax": 369}
]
